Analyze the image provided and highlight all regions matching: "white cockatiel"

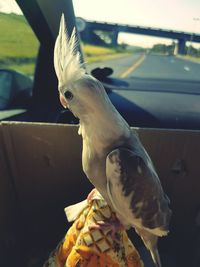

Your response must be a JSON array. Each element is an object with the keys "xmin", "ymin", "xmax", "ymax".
[{"xmin": 54, "ymin": 14, "xmax": 172, "ymax": 267}]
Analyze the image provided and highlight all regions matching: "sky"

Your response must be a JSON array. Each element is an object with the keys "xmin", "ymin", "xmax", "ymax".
[{"xmin": 0, "ymin": 0, "xmax": 200, "ymax": 48}]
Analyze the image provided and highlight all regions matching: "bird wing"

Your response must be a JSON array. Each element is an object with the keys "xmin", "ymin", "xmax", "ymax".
[{"xmin": 106, "ymin": 148, "xmax": 171, "ymax": 236}]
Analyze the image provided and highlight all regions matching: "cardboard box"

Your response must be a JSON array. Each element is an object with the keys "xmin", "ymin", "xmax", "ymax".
[{"xmin": 0, "ymin": 121, "xmax": 200, "ymax": 265}]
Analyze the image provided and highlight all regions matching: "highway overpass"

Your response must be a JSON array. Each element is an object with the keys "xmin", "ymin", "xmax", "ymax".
[{"xmin": 78, "ymin": 19, "xmax": 200, "ymax": 55}]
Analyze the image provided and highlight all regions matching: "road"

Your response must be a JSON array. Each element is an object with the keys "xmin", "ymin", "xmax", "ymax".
[
  {"xmin": 87, "ymin": 53, "xmax": 200, "ymax": 83},
  {"xmin": 132, "ymin": 54, "xmax": 200, "ymax": 81},
  {"xmin": 87, "ymin": 54, "xmax": 142, "ymax": 77}
]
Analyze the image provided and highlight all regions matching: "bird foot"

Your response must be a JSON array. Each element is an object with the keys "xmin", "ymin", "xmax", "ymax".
[
  {"xmin": 89, "ymin": 219, "xmax": 124, "ymax": 243},
  {"xmin": 87, "ymin": 189, "xmax": 97, "ymax": 205}
]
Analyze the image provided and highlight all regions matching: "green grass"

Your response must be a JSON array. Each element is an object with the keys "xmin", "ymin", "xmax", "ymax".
[
  {"xmin": 6, "ymin": 63, "xmax": 36, "ymax": 75},
  {"xmin": 82, "ymin": 44, "xmax": 129, "ymax": 63},
  {"xmin": 0, "ymin": 12, "xmax": 39, "ymax": 75},
  {"xmin": 0, "ymin": 13, "xmax": 128, "ymax": 76}
]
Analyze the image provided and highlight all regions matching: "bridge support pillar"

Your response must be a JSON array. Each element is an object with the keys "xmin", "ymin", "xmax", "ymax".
[
  {"xmin": 178, "ymin": 39, "xmax": 186, "ymax": 55},
  {"xmin": 111, "ymin": 31, "xmax": 118, "ymax": 46},
  {"xmin": 80, "ymin": 27, "xmax": 91, "ymax": 43}
]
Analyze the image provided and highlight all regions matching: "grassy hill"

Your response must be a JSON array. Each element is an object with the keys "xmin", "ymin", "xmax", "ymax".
[
  {"xmin": 0, "ymin": 12, "xmax": 128, "ymax": 76},
  {"xmin": 0, "ymin": 12, "xmax": 39, "ymax": 75}
]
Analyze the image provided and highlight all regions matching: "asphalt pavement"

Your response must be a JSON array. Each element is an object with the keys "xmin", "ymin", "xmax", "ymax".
[
  {"xmin": 86, "ymin": 54, "xmax": 142, "ymax": 77},
  {"xmin": 132, "ymin": 54, "xmax": 200, "ymax": 82},
  {"xmin": 87, "ymin": 53, "xmax": 200, "ymax": 82}
]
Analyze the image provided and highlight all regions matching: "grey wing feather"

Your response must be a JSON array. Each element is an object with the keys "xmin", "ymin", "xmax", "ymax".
[{"xmin": 106, "ymin": 148, "xmax": 171, "ymax": 234}]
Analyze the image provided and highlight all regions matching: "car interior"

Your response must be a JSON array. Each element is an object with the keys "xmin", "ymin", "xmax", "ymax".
[{"xmin": 0, "ymin": 0, "xmax": 200, "ymax": 266}]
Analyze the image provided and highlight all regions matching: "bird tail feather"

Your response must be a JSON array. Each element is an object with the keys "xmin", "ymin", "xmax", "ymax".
[
  {"xmin": 54, "ymin": 14, "xmax": 85, "ymax": 90},
  {"xmin": 135, "ymin": 228, "xmax": 162, "ymax": 267},
  {"xmin": 150, "ymin": 248, "xmax": 162, "ymax": 267}
]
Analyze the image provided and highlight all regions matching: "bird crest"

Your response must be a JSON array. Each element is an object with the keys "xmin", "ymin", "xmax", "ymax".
[{"xmin": 54, "ymin": 14, "xmax": 85, "ymax": 92}]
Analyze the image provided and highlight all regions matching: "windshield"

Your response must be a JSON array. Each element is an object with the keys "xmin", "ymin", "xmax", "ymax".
[{"xmin": 73, "ymin": 0, "xmax": 200, "ymax": 89}]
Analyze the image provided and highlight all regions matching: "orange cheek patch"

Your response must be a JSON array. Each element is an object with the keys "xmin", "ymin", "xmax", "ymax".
[{"xmin": 59, "ymin": 93, "xmax": 68, "ymax": 108}]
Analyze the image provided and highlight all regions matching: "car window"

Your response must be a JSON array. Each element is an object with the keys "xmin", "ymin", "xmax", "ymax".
[
  {"xmin": 73, "ymin": 0, "xmax": 200, "ymax": 87},
  {"xmin": 0, "ymin": 71, "xmax": 12, "ymax": 99},
  {"xmin": 0, "ymin": 2, "xmax": 39, "ymax": 78}
]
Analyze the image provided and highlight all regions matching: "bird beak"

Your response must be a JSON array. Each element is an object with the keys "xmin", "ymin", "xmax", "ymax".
[{"xmin": 59, "ymin": 93, "xmax": 68, "ymax": 108}]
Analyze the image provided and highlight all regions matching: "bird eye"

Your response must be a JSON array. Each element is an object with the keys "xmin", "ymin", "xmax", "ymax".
[{"xmin": 64, "ymin": 90, "xmax": 73, "ymax": 100}]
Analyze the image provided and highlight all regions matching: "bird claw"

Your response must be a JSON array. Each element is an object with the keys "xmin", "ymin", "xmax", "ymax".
[
  {"xmin": 88, "ymin": 219, "xmax": 124, "ymax": 243},
  {"xmin": 87, "ymin": 189, "xmax": 97, "ymax": 205}
]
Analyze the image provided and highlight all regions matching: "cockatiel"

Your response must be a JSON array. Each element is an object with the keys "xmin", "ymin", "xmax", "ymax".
[{"xmin": 54, "ymin": 14, "xmax": 172, "ymax": 267}]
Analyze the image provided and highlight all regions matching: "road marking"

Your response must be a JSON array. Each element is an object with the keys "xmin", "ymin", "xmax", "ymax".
[
  {"xmin": 119, "ymin": 54, "xmax": 146, "ymax": 78},
  {"xmin": 184, "ymin": 66, "xmax": 190, "ymax": 71}
]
